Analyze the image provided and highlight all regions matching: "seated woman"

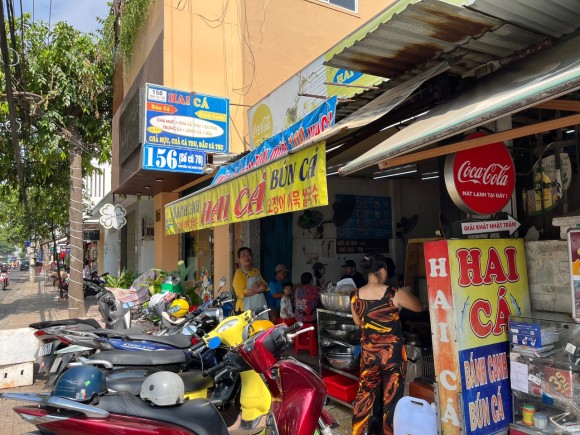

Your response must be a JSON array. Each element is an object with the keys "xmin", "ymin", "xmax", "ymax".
[{"xmin": 294, "ymin": 272, "xmax": 319, "ymax": 324}]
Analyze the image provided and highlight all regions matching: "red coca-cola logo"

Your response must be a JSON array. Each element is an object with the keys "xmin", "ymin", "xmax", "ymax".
[{"xmin": 444, "ymin": 132, "xmax": 515, "ymax": 215}]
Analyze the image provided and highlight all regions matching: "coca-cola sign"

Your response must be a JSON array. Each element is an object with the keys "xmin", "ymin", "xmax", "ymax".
[{"xmin": 444, "ymin": 132, "xmax": 515, "ymax": 215}]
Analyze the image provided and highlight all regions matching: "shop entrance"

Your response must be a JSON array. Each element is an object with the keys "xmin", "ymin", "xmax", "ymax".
[{"xmin": 260, "ymin": 213, "xmax": 293, "ymax": 282}]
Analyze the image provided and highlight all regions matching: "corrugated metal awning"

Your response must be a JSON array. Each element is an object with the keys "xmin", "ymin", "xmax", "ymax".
[
  {"xmin": 339, "ymin": 34, "xmax": 580, "ymax": 175},
  {"xmin": 299, "ymin": 62, "xmax": 450, "ymax": 149},
  {"xmin": 326, "ymin": 0, "xmax": 578, "ymax": 80}
]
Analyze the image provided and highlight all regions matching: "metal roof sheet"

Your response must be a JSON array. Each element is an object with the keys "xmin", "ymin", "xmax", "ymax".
[
  {"xmin": 339, "ymin": 34, "xmax": 580, "ymax": 175},
  {"xmin": 326, "ymin": 0, "xmax": 578, "ymax": 80}
]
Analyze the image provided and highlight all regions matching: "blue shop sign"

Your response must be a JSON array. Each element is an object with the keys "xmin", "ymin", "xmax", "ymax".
[
  {"xmin": 142, "ymin": 144, "xmax": 206, "ymax": 174},
  {"xmin": 143, "ymin": 83, "xmax": 229, "ymax": 154}
]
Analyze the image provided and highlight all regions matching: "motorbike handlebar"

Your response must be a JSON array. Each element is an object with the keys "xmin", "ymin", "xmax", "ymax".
[
  {"xmin": 190, "ymin": 340, "xmax": 206, "ymax": 354},
  {"xmin": 284, "ymin": 321, "xmax": 303, "ymax": 336},
  {"xmin": 202, "ymin": 362, "xmax": 225, "ymax": 377}
]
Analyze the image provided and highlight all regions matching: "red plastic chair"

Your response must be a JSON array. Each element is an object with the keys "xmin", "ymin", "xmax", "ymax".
[{"xmin": 293, "ymin": 322, "xmax": 318, "ymax": 356}]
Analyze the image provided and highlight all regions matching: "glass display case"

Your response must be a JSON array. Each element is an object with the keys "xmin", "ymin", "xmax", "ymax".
[{"xmin": 509, "ymin": 313, "xmax": 580, "ymax": 434}]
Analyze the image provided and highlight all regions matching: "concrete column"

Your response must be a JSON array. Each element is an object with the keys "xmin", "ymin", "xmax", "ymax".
[
  {"xmin": 213, "ymin": 224, "xmax": 233, "ymax": 293},
  {"xmin": 154, "ymin": 192, "xmax": 180, "ymax": 272}
]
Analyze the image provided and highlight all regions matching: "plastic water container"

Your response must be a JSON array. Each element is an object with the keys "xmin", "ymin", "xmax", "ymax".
[{"xmin": 394, "ymin": 396, "xmax": 437, "ymax": 435}]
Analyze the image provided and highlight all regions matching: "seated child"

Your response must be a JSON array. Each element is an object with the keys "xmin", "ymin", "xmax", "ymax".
[{"xmin": 279, "ymin": 281, "xmax": 295, "ymax": 326}]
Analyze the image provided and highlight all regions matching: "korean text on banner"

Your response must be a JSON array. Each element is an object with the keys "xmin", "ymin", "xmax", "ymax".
[
  {"xmin": 165, "ymin": 145, "xmax": 328, "ymax": 235},
  {"xmin": 212, "ymin": 96, "xmax": 337, "ymax": 185}
]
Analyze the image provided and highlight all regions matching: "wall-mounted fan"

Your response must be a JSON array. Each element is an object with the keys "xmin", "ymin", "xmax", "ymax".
[
  {"xmin": 397, "ymin": 214, "xmax": 419, "ymax": 242},
  {"xmin": 297, "ymin": 210, "xmax": 324, "ymax": 230}
]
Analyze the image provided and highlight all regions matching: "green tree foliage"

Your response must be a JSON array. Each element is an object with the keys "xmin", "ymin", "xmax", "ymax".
[{"xmin": 0, "ymin": 15, "xmax": 113, "ymax": 314}]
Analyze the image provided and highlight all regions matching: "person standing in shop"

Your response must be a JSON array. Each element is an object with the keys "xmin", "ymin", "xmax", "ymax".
[
  {"xmin": 312, "ymin": 262, "xmax": 328, "ymax": 290},
  {"xmin": 232, "ymin": 247, "xmax": 269, "ymax": 320},
  {"xmin": 351, "ymin": 254, "xmax": 423, "ymax": 435},
  {"xmin": 341, "ymin": 259, "xmax": 366, "ymax": 288},
  {"xmin": 267, "ymin": 264, "xmax": 290, "ymax": 323}
]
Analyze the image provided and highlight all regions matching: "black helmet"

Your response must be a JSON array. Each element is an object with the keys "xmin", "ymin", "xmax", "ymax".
[{"xmin": 54, "ymin": 366, "xmax": 107, "ymax": 402}]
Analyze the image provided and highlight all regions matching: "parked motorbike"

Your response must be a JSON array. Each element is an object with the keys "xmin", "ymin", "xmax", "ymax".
[
  {"xmin": 40, "ymin": 290, "xmax": 232, "ymax": 387},
  {"xmin": 29, "ymin": 318, "xmax": 102, "ymax": 377},
  {"xmin": 83, "ymin": 272, "xmax": 108, "ymax": 299},
  {"xmin": 1, "ymin": 322, "xmax": 335, "ymax": 435}
]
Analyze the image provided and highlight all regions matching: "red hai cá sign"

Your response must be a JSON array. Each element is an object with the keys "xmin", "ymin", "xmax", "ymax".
[{"xmin": 444, "ymin": 132, "xmax": 515, "ymax": 215}]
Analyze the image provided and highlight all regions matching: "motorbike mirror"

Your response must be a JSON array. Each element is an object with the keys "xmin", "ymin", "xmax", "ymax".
[
  {"xmin": 218, "ymin": 276, "xmax": 226, "ymax": 289},
  {"xmin": 208, "ymin": 336, "xmax": 221, "ymax": 349},
  {"xmin": 122, "ymin": 301, "xmax": 134, "ymax": 309},
  {"xmin": 182, "ymin": 324, "xmax": 197, "ymax": 336}
]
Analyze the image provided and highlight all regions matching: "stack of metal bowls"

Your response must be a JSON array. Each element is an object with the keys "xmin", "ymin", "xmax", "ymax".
[
  {"xmin": 319, "ymin": 292, "xmax": 352, "ymax": 312},
  {"xmin": 326, "ymin": 345, "xmax": 360, "ymax": 371},
  {"xmin": 324, "ymin": 324, "xmax": 361, "ymax": 342}
]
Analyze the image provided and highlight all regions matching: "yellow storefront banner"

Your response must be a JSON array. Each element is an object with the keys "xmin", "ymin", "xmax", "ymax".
[{"xmin": 165, "ymin": 145, "xmax": 328, "ymax": 235}]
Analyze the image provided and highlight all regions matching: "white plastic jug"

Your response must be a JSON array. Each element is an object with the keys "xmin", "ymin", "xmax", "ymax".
[{"xmin": 393, "ymin": 396, "xmax": 437, "ymax": 435}]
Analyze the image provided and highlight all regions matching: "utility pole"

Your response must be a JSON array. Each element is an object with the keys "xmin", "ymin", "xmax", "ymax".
[{"xmin": 0, "ymin": 0, "xmax": 27, "ymax": 209}]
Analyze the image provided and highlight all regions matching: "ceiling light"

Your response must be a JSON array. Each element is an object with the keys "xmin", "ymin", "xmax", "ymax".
[
  {"xmin": 566, "ymin": 129, "xmax": 575, "ymax": 134},
  {"xmin": 421, "ymin": 175, "xmax": 439, "ymax": 181},
  {"xmin": 373, "ymin": 164, "xmax": 417, "ymax": 175},
  {"xmin": 326, "ymin": 144, "xmax": 344, "ymax": 153},
  {"xmin": 144, "ymin": 186, "xmax": 151, "ymax": 189},
  {"xmin": 155, "ymin": 178, "xmax": 163, "ymax": 182},
  {"xmin": 379, "ymin": 111, "xmax": 429, "ymax": 132},
  {"xmin": 421, "ymin": 171, "xmax": 439, "ymax": 177},
  {"xmin": 373, "ymin": 169, "xmax": 417, "ymax": 180}
]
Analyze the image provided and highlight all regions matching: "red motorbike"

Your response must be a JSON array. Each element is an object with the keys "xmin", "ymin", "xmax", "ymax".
[
  {"xmin": 0, "ymin": 322, "xmax": 336, "ymax": 435},
  {"xmin": 0, "ymin": 271, "xmax": 8, "ymax": 290}
]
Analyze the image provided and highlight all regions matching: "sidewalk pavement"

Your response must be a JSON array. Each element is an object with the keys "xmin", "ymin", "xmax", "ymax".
[{"xmin": 0, "ymin": 272, "xmax": 101, "ymax": 434}]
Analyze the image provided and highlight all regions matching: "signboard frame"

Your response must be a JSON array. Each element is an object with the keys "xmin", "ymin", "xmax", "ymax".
[
  {"xmin": 143, "ymin": 83, "xmax": 230, "ymax": 157},
  {"xmin": 567, "ymin": 228, "xmax": 580, "ymax": 322},
  {"xmin": 425, "ymin": 238, "xmax": 531, "ymax": 434}
]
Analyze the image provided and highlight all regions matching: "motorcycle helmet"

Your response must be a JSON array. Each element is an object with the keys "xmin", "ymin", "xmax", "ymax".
[
  {"xmin": 168, "ymin": 298, "xmax": 189, "ymax": 318},
  {"xmin": 243, "ymin": 319, "xmax": 274, "ymax": 340},
  {"xmin": 54, "ymin": 366, "xmax": 107, "ymax": 402},
  {"xmin": 140, "ymin": 371, "xmax": 185, "ymax": 407}
]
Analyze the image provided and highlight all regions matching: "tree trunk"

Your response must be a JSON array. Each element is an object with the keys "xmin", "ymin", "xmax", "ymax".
[{"xmin": 68, "ymin": 132, "xmax": 85, "ymax": 317}]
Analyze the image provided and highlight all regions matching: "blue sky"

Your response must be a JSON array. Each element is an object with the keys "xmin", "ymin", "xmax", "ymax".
[{"xmin": 16, "ymin": 0, "xmax": 111, "ymax": 34}]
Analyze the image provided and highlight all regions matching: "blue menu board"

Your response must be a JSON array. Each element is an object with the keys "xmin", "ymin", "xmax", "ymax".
[{"xmin": 336, "ymin": 194, "xmax": 392, "ymax": 253}]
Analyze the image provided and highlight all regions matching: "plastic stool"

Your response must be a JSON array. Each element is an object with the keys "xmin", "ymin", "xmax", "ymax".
[
  {"xmin": 276, "ymin": 317, "xmax": 296, "ymax": 327},
  {"xmin": 294, "ymin": 323, "xmax": 318, "ymax": 356}
]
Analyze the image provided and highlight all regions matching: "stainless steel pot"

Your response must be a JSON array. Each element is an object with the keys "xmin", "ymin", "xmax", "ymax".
[
  {"xmin": 319, "ymin": 292, "xmax": 351, "ymax": 312},
  {"xmin": 325, "ymin": 352, "xmax": 360, "ymax": 371},
  {"xmin": 325, "ymin": 323, "xmax": 361, "ymax": 341}
]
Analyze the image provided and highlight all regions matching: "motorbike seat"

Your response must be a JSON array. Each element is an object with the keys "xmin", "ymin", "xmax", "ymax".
[
  {"xmin": 89, "ymin": 350, "xmax": 186, "ymax": 366},
  {"xmin": 90, "ymin": 328, "xmax": 146, "ymax": 337},
  {"xmin": 30, "ymin": 318, "xmax": 101, "ymax": 330},
  {"xmin": 97, "ymin": 392, "xmax": 229, "ymax": 435},
  {"xmin": 124, "ymin": 333, "xmax": 193, "ymax": 349},
  {"xmin": 106, "ymin": 371, "xmax": 214, "ymax": 396}
]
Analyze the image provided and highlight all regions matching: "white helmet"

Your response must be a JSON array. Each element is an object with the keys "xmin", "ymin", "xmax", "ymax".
[{"xmin": 140, "ymin": 371, "xmax": 184, "ymax": 406}]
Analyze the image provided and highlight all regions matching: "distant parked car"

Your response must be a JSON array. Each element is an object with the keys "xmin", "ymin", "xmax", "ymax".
[{"xmin": 20, "ymin": 260, "xmax": 29, "ymax": 271}]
